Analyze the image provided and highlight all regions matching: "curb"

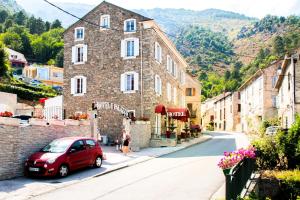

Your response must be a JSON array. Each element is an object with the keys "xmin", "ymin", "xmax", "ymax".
[{"xmin": 25, "ymin": 135, "xmax": 212, "ymax": 200}]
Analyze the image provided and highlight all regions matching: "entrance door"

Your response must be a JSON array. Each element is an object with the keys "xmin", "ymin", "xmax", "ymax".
[{"xmin": 155, "ymin": 115, "xmax": 161, "ymax": 135}]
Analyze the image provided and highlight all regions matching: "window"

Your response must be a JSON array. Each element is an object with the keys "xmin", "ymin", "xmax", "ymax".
[
  {"xmin": 167, "ymin": 55, "xmax": 172, "ymax": 72},
  {"xmin": 272, "ymin": 95, "xmax": 277, "ymax": 108},
  {"xmin": 238, "ymin": 104, "xmax": 241, "ymax": 112},
  {"xmin": 100, "ymin": 15, "xmax": 110, "ymax": 29},
  {"xmin": 74, "ymin": 27, "xmax": 84, "ymax": 41},
  {"xmin": 70, "ymin": 140, "xmax": 84, "ymax": 152},
  {"xmin": 288, "ymin": 73, "xmax": 291, "ymax": 91},
  {"xmin": 72, "ymin": 44, "xmax": 87, "ymax": 64},
  {"xmin": 71, "ymin": 76, "xmax": 87, "ymax": 96},
  {"xmin": 155, "ymin": 42, "xmax": 162, "ymax": 63},
  {"xmin": 121, "ymin": 38, "xmax": 139, "ymax": 58},
  {"xmin": 120, "ymin": 72, "xmax": 139, "ymax": 92},
  {"xmin": 186, "ymin": 88, "xmax": 195, "ymax": 96},
  {"xmin": 155, "ymin": 75, "xmax": 162, "ymax": 96},
  {"xmin": 124, "ymin": 19, "xmax": 136, "ymax": 32},
  {"xmin": 171, "ymin": 61, "xmax": 177, "ymax": 78},
  {"xmin": 173, "ymin": 87, "xmax": 177, "ymax": 104},
  {"xmin": 128, "ymin": 110, "xmax": 136, "ymax": 120},
  {"xmin": 85, "ymin": 140, "xmax": 96, "ymax": 148},
  {"xmin": 272, "ymin": 76, "xmax": 277, "ymax": 88},
  {"xmin": 167, "ymin": 82, "xmax": 171, "ymax": 102},
  {"xmin": 180, "ymin": 70, "xmax": 185, "ymax": 85},
  {"xmin": 220, "ymin": 109, "xmax": 222, "ymax": 120}
]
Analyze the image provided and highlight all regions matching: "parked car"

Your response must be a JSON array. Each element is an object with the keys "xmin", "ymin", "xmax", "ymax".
[
  {"xmin": 52, "ymin": 85, "xmax": 63, "ymax": 92},
  {"xmin": 265, "ymin": 126, "xmax": 281, "ymax": 136},
  {"xmin": 13, "ymin": 73, "xmax": 24, "ymax": 81},
  {"xmin": 29, "ymin": 79, "xmax": 43, "ymax": 87},
  {"xmin": 25, "ymin": 137, "xmax": 103, "ymax": 177}
]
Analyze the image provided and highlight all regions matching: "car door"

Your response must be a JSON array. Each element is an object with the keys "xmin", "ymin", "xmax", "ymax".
[
  {"xmin": 85, "ymin": 139, "xmax": 97, "ymax": 165},
  {"xmin": 67, "ymin": 140, "xmax": 87, "ymax": 170}
]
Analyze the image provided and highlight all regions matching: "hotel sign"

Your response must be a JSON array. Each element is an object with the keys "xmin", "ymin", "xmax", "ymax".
[
  {"xmin": 167, "ymin": 112, "xmax": 185, "ymax": 117},
  {"xmin": 95, "ymin": 102, "xmax": 129, "ymax": 117}
]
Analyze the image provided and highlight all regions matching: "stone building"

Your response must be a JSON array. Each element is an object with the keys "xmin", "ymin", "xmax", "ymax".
[
  {"xmin": 213, "ymin": 92, "xmax": 241, "ymax": 132},
  {"xmin": 201, "ymin": 97, "xmax": 216, "ymax": 131},
  {"xmin": 239, "ymin": 61, "xmax": 281, "ymax": 133},
  {"xmin": 63, "ymin": 2, "xmax": 201, "ymax": 140},
  {"xmin": 275, "ymin": 51, "xmax": 300, "ymax": 128}
]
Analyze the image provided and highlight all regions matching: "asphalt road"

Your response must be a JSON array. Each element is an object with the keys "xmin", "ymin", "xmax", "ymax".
[{"xmin": 30, "ymin": 132, "xmax": 248, "ymax": 200}]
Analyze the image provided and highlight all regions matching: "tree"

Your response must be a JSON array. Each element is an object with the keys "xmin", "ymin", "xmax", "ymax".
[
  {"xmin": 14, "ymin": 11, "xmax": 27, "ymax": 25},
  {"xmin": 45, "ymin": 21, "xmax": 51, "ymax": 32},
  {"xmin": 55, "ymin": 48, "xmax": 64, "ymax": 67},
  {"xmin": 0, "ymin": 32, "xmax": 23, "ymax": 52},
  {"xmin": 273, "ymin": 36, "xmax": 285, "ymax": 56},
  {"xmin": 0, "ymin": 42, "xmax": 11, "ymax": 77},
  {"xmin": 51, "ymin": 19, "xmax": 62, "ymax": 29},
  {"xmin": 0, "ymin": 10, "xmax": 8, "ymax": 23},
  {"xmin": 4, "ymin": 19, "xmax": 13, "ymax": 31},
  {"xmin": 27, "ymin": 16, "xmax": 46, "ymax": 34},
  {"xmin": 224, "ymin": 70, "xmax": 231, "ymax": 80}
]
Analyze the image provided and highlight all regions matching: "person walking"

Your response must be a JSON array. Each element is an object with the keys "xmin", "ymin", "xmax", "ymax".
[{"xmin": 122, "ymin": 133, "xmax": 131, "ymax": 156}]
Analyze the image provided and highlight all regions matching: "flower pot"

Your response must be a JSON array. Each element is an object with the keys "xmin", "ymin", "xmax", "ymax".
[
  {"xmin": 80, "ymin": 120, "xmax": 90, "ymax": 126},
  {"xmin": 29, "ymin": 118, "xmax": 48, "ymax": 126},
  {"xmin": 65, "ymin": 119, "xmax": 80, "ymax": 126},
  {"xmin": 0, "ymin": 117, "xmax": 20, "ymax": 126},
  {"xmin": 223, "ymin": 168, "xmax": 231, "ymax": 175}
]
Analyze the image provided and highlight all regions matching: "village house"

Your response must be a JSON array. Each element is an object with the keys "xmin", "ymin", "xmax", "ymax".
[
  {"xmin": 239, "ymin": 61, "xmax": 281, "ymax": 133},
  {"xmin": 5, "ymin": 47, "xmax": 27, "ymax": 75},
  {"xmin": 275, "ymin": 51, "xmax": 300, "ymax": 128},
  {"xmin": 201, "ymin": 97, "xmax": 216, "ymax": 131},
  {"xmin": 63, "ymin": 2, "xmax": 201, "ymax": 142},
  {"xmin": 23, "ymin": 65, "xmax": 63, "ymax": 86},
  {"xmin": 213, "ymin": 92, "xmax": 241, "ymax": 132}
]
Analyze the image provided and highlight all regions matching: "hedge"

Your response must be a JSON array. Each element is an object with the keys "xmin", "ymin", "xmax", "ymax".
[{"xmin": 0, "ymin": 83, "xmax": 56, "ymax": 101}]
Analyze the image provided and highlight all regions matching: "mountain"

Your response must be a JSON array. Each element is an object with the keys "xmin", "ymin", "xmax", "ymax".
[{"xmin": 0, "ymin": 0, "xmax": 22, "ymax": 13}]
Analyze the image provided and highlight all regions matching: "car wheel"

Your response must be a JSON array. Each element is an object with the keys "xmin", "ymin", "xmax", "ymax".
[
  {"xmin": 94, "ymin": 156, "xmax": 102, "ymax": 168},
  {"xmin": 58, "ymin": 164, "xmax": 69, "ymax": 177}
]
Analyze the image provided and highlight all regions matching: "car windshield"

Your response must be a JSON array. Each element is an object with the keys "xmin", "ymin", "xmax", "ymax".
[{"xmin": 41, "ymin": 139, "xmax": 73, "ymax": 153}]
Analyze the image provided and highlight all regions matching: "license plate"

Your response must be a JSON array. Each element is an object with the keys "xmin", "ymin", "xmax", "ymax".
[{"xmin": 29, "ymin": 167, "xmax": 39, "ymax": 172}]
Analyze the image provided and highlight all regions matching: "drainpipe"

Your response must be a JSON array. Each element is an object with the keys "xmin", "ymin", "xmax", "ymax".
[
  {"xmin": 139, "ymin": 22, "xmax": 144, "ymax": 117},
  {"xmin": 292, "ymin": 56, "xmax": 296, "ymax": 123}
]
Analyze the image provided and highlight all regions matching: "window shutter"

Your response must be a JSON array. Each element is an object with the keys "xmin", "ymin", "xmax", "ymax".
[
  {"xmin": 71, "ymin": 78, "xmax": 75, "ymax": 94},
  {"xmin": 120, "ymin": 73, "xmax": 125, "ymax": 91},
  {"xmin": 134, "ymin": 72, "xmax": 139, "ymax": 91},
  {"xmin": 134, "ymin": 38, "xmax": 139, "ymax": 56},
  {"xmin": 123, "ymin": 21, "xmax": 127, "ymax": 32},
  {"xmin": 167, "ymin": 56, "xmax": 170, "ymax": 72},
  {"xmin": 159, "ymin": 46, "xmax": 162, "ymax": 62},
  {"xmin": 173, "ymin": 87, "xmax": 177, "ymax": 104},
  {"xmin": 167, "ymin": 83, "xmax": 171, "ymax": 101},
  {"xmin": 72, "ymin": 46, "xmax": 76, "ymax": 63},
  {"xmin": 159, "ymin": 78, "xmax": 162, "ymax": 95},
  {"xmin": 82, "ymin": 76, "xmax": 87, "ymax": 94},
  {"xmin": 121, "ymin": 40, "xmax": 125, "ymax": 57},
  {"xmin": 154, "ymin": 75, "xmax": 158, "ymax": 93},
  {"xmin": 154, "ymin": 42, "xmax": 158, "ymax": 60},
  {"xmin": 83, "ymin": 45, "xmax": 88, "ymax": 62},
  {"xmin": 74, "ymin": 29, "xmax": 77, "ymax": 40}
]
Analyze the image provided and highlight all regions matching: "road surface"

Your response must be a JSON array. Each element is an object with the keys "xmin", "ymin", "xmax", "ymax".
[{"xmin": 30, "ymin": 132, "xmax": 249, "ymax": 200}]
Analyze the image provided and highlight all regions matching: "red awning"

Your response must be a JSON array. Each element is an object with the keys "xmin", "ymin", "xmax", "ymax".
[
  {"xmin": 167, "ymin": 108, "xmax": 190, "ymax": 122},
  {"xmin": 155, "ymin": 104, "xmax": 166, "ymax": 115}
]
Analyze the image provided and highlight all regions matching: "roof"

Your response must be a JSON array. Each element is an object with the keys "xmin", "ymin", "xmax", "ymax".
[
  {"xmin": 5, "ymin": 48, "xmax": 27, "ymax": 64},
  {"xmin": 238, "ymin": 60, "xmax": 282, "ymax": 91},
  {"xmin": 214, "ymin": 92, "xmax": 232, "ymax": 103},
  {"xmin": 64, "ymin": 1, "xmax": 153, "ymax": 33}
]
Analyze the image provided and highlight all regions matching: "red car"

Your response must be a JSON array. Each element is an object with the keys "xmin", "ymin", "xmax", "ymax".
[{"xmin": 25, "ymin": 137, "xmax": 103, "ymax": 177}]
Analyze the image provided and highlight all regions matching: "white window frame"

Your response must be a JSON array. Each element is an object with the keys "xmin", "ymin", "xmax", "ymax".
[
  {"xmin": 124, "ymin": 19, "xmax": 136, "ymax": 33},
  {"xmin": 173, "ymin": 87, "xmax": 177, "ymax": 104},
  {"xmin": 180, "ymin": 70, "xmax": 185, "ymax": 85},
  {"xmin": 167, "ymin": 55, "xmax": 171, "ymax": 72},
  {"xmin": 154, "ymin": 74, "xmax": 162, "ymax": 96},
  {"xmin": 74, "ymin": 27, "xmax": 84, "ymax": 41},
  {"xmin": 167, "ymin": 82, "xmax": 171, "ymax": 102},
  {"xmin": 120, "ymin": 71, "xmax": 139, "ymax": 93},
  {"xmin": 72, "ymin": 44, "xmax": 88, "ymax": 65},
  {"xmin": 100, "ymin": 15, "xmax": 110, "ymax": 30},
  {"xmin": 171, "ymin": 61, "xmax": 177, "ymax": 78},
  {"xmin": 71, "ymin": 75, "xmax": 87, "ymax": 96},
  {"xmin": 121, "ymin": 38, "xmax": 139, "ymax": 59},
  {"xmin": 155, "ymin": 42, "xmax": 162, "ymax": 63}
]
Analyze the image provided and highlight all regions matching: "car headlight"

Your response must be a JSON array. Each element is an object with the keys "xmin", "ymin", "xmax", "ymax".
[{"xmin": 47, "ymin": 158, "xmax": 57, "ymax": 164}]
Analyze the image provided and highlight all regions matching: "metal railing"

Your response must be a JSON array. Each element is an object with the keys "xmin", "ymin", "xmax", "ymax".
[{"xmin": 225, "ymin": 158, "xmax": 256, "ymax": 200}]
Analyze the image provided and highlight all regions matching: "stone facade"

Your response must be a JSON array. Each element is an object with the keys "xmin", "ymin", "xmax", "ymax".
[
  {"xmin": 276, "ymin": 52, "xmax": 300, "ymax": 128},
  {"xmin": 63, "ymin": 2, "xmax": 201, "ymax": 140},
  {"xmin": 201, "ymin": 97, "xmax": 216, "ymax": 131},
  {"xmin": 239, "ymin": 61, "xmax": 280, "ymax": 133},
  {"xmin": 0, "ymin": 122, "xmax": 91, "ymax": 180},
  {"xmin": 213, "ymin": 92, "xmax": 241, "ymax": 132},
  {"xmin": 129, "ymin": 121, "xmax": 151, "ymax": 151}
]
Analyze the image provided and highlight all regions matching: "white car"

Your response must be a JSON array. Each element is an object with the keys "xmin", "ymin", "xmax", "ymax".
[{"xmin": 265, "ymin": 126, "xmax": 280, "ymax": 136}]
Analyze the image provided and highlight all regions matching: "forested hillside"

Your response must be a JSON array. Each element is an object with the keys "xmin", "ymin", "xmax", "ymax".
[{"xmin": 0, "ymin": 8, "xmax": 64, "ymax": 67}]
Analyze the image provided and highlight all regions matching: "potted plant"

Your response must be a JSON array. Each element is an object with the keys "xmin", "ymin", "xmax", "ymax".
[
  {"xmin": 49, "ymin": 115, "xmax": 65, "ymax": 126},
  {"xmin": 29, "ymin": 115, "xmax": 47, "ymax": 126},
  {"xmin": 0, "ymin": 111, "xmax": 20, "ymax": 126}
]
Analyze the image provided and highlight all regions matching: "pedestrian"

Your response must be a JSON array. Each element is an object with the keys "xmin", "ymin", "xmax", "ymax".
[
  {"xmin": 122, "ymin": 133, "xmax": 131, "ymax": 156},
  {"xmin": 117, "ymin": 129, "xmax": 126, "ymax": 152}
]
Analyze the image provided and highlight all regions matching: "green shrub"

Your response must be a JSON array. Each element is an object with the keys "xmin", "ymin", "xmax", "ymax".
[
  {"xmin": 252, "ymin": 136, "xmax": 279, "ymax": 169},
  {"xmin": 0, "ymin": 83, "xmax": 56, "ymax": 101}
]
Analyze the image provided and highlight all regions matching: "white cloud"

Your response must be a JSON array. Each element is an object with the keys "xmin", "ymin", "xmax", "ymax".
[{"xmin": 17, "ymin": 0, "xmax": 300, "ymax": 18}]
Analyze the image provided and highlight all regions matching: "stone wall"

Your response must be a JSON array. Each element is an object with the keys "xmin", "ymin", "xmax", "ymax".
[
  {"xmin": 129, "ymin": 121, "xmax": 151, "ymax": 151},
  {"xmin": 0, "ymin": 122, "xmax": 91, "ymax": 180},
  {"xmin": 0, "ymin": 91, "xmax": 17, "ymax": 114}
]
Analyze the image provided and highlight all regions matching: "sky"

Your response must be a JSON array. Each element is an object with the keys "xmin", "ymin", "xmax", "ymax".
[{"xmin": 41, "ymin": 0, "xmax": 300, "ymax": 18}]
